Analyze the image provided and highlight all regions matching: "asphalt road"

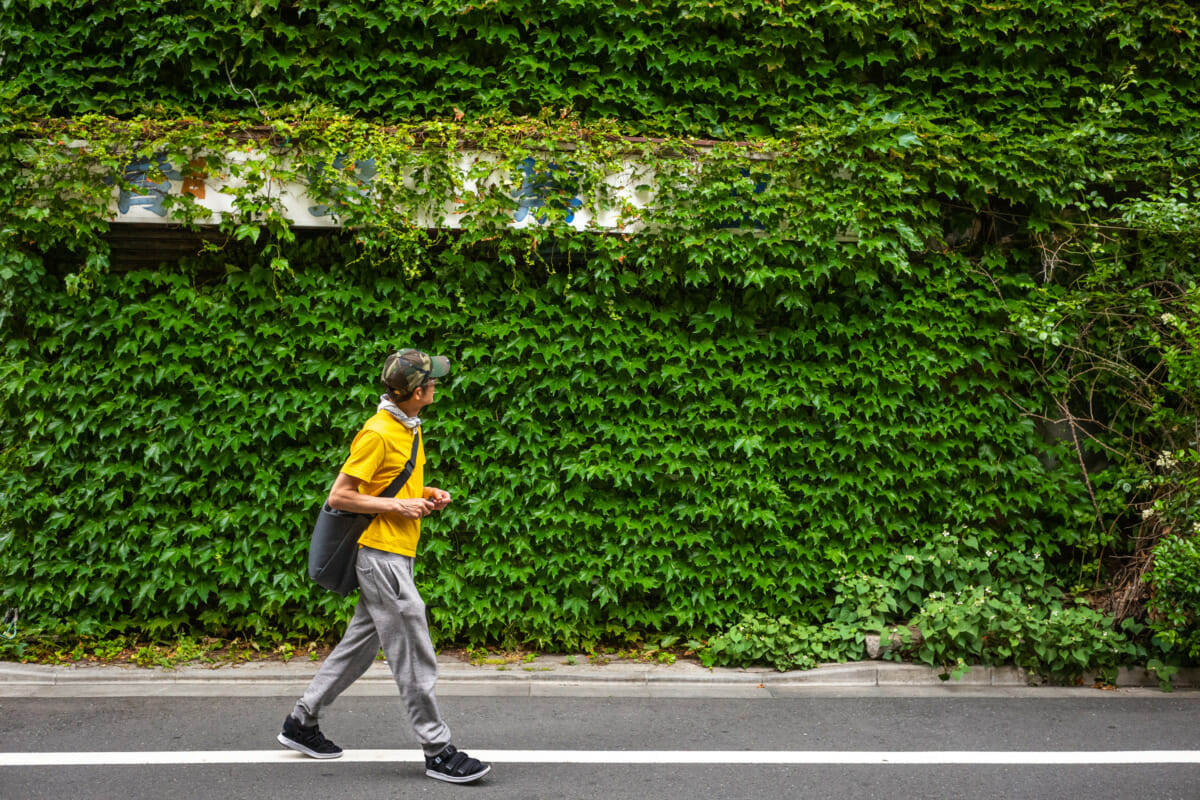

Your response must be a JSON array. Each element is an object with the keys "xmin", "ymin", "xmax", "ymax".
[{"xmin": 3, "ymin": 691, "xmax": 1199, "ymax": 800}]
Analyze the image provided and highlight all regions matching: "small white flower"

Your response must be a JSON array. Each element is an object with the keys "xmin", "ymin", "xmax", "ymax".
[
  {"xmin": 1161, "ymin": 312, "xmax": 1178, "ymax": 326},
  {"xmin": 1142, "ymin": 508, "xmax": 1157, "ymax": 520},
  {"xmin": 1156, "ymin": 451, "xmax": 1179, "ymax": 470}
]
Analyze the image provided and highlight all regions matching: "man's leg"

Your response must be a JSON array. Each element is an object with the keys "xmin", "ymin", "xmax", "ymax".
[
  {"xmin": 292, "ymin": 590, "xmax": 382, "ymax": 726},
  {"xmin": 356, "ymin": 547, "xmax": 452, "ymax": 756},
  {"xmin": 278, "ymin": 587, "xmax": 382, "ymax": 758}
]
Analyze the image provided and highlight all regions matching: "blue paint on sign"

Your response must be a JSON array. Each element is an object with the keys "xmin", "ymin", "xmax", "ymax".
[
  {"xmin": 308, "ymin": 155, "xmax": 378, "ymax": 217},
  {"xmin": 115, "ymin": 156, "xmax": 182, "ymax": 217},
  {"xmin": 513, "ymin": 157, "xmax": 583, "ymax": 224}
]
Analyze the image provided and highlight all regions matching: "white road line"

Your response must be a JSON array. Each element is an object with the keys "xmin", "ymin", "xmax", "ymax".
[{"xmin": 2, "ymin": 750, "xmax": 1200, "ymax": 767}]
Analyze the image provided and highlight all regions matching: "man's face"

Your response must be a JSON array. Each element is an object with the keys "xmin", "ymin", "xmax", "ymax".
[{"xmin": 413, "ymin": 379, "xmax": 438, "ymax": 409}]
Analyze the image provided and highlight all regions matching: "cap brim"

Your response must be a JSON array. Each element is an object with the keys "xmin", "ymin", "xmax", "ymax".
[{"xmin": 429, "ymin": 355, "xmax": 451, "ymax": 378}]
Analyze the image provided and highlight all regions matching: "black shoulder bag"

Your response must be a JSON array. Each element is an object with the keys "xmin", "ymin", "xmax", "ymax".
[{"xmin": 307, "ymin": 428, "xmax": 420, "ymax": 596}]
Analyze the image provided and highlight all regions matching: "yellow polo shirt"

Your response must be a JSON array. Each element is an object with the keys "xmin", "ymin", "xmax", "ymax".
[{"xmin": 339, "ymin": 410, "xmax": 426, "ymax": 557}]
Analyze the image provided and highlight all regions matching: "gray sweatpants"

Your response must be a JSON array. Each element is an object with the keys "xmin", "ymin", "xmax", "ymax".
[{"xmin": 292, "ymin": 547, "xmax": 452, "ymax": 756}]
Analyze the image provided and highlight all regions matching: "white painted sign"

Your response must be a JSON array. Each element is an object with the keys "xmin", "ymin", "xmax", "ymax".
[{"xmin": 105, "ymin": 151, "xmax": 654, "ymax": 232}]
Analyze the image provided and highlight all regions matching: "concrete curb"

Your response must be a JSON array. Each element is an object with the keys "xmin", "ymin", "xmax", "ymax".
[{"xmin": 3, "ymin": 656, "xmax": 1197, "ymax": 691}]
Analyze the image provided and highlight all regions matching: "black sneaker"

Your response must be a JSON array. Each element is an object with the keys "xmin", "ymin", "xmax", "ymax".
[
  {"xmin": 277, "ymin": 714, "xmax": 343, "ymax": 759},
  {"xmin": 425, "ymin": 744, "xmax": 491, "ymax": 784}
]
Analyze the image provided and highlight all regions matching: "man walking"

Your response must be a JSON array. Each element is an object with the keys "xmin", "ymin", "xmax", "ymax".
[{"xmin": 278, "ymin": 348, "xmax": 490, "ymax": 785}]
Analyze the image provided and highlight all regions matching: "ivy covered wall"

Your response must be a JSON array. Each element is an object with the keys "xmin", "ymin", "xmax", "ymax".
[
  {"xmin": 2, "ymin": 235, "xmax": 1085, "ymax": 648},
  {"xmin": 4, "ymin": 0, "xmax": 1197, "ymax": 142},
  {"xmin": 1, "ymin": 1, "xmax": 1198, "ymax": 668}
]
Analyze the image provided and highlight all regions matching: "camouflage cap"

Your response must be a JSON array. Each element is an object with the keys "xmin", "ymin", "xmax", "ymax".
[{"xmin": 381, "ymin": 348, "xmax": 451, "ymax": 392}]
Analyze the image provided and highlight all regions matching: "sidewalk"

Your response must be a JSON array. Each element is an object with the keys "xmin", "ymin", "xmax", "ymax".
[{"xmin": 4, "ymin": 655, "xmax": 1197, "ymax": 698}]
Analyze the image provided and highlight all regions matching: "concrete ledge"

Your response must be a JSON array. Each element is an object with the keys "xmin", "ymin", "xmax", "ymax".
[
  {"xmin": 2, "ymin": 657, "xmax": 1197, "ymax": 695},
  {"xmin": 0, "ymin": 663, "xmax": 58, "ymax": 684},
  {"xmin": 1115, "ymin": 666, "xmax": 1200, "ymax": 688},
  {"xmin": 769, "ymin": 663, "xmax": 879, "ymax": 685}
]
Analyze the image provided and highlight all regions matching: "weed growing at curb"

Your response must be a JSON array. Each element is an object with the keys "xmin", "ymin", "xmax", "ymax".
[{"xmin": 1, "ymin": 634, "xmax": 332, "ymax": 669}]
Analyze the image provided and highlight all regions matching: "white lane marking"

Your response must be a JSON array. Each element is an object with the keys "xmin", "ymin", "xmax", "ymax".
[{"xmin": 2, "ymin": 750, "xmax": 1200, "ymax": 767}]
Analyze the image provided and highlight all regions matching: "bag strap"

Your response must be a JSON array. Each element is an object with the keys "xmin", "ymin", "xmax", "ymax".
[{"xmin": 377, "ymin": 427, "xmax": 420, "ymax": 500}]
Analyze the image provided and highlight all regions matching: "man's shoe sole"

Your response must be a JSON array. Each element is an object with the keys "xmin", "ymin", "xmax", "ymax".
[
  {"xmin": 277, "ymin": 733, "xmax": 344, "ymax": 759},
  {"xmin": 426, "ymin": 765, "xmax": 491, "ymax": 784}
]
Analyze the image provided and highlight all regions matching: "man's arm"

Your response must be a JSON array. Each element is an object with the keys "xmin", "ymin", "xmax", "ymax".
[{"xmin": 327, "ymin": 472, "xmax": 435, "ymax": 518}]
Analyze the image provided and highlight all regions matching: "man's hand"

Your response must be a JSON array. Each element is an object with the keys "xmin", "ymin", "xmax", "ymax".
[
  {"xmin": 425, "ymin": 487, "xmax": 452, "ymax": 511},
  {"xmin": 389, "ymin": 497, "xmax": 437, "ymax": 519}
]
